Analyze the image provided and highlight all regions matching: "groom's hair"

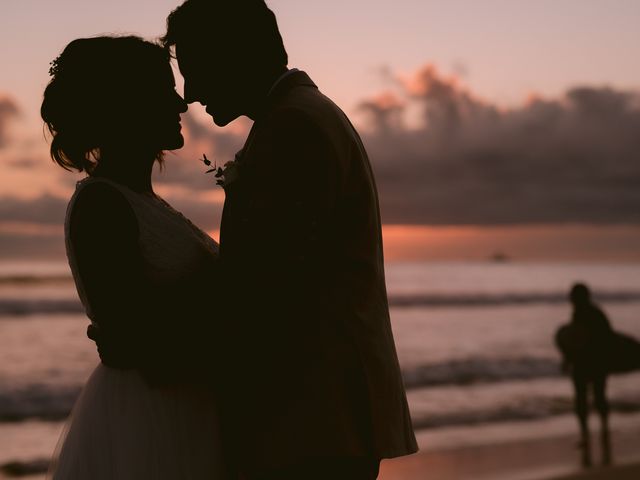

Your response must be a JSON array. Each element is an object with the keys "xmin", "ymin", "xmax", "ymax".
[{"xmin": 162, "ymin": 0, "xmax": 288, "ymax": 68}]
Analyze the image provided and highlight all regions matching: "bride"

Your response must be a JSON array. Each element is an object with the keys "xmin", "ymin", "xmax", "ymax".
[{"xmin": 41, "ymin": 36, "xmax": 228, "ymax": 479}]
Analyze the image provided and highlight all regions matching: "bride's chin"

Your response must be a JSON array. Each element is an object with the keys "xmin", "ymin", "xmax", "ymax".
[{"xmin": 163, "ymin": 135, "xmax": 185, "ymax": 151}]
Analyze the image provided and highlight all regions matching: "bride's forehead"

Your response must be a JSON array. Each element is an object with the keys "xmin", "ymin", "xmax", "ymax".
[
  {"xmin": 158, "ymin": 63, "xmax": 176, "ymax": 82},
  {"xmin": 142, "ymin": 60, "xmax": 174, "ymax": 79}
]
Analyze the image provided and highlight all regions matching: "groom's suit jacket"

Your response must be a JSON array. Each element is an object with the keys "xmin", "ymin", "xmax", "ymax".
[{"xmin": 218, "ymin": 71, "xmax": 417, "ymax": 472}]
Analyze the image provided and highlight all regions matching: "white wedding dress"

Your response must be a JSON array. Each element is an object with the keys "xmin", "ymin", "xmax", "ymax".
[{"xmin": 49, "ymin": 177, "xmax": 227, "ymax": 480}]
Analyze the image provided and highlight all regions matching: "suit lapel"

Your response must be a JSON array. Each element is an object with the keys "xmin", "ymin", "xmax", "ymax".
[{"xmin": 220, "ymin": 71, "xmax": 320, "ymax": 255}]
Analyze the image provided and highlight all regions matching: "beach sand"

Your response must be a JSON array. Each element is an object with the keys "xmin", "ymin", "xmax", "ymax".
[
  {"xmin": 379, "ymin": 413, "xmax": 640, "ymax": 480},
  {"xmin": 548, "ymin": 462, "xmax": 640, "ymax": 480},
  {"xmin": 1, "ymin": 414, "xmax": 639, "ymax": 480}
]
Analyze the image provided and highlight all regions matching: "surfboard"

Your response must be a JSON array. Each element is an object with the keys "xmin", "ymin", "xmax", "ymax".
[{"xmin": 555, "ymin": 324, "xmax": 640, "ymax": 374}]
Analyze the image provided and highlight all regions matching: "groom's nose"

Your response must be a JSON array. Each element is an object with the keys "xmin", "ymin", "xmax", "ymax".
[
  {"xmin": 177, "ymin": 96, "xmax": 188, "ymax": 113},
  {"xmin": 183, "ymin": 81, "xmax": 203, "ymax": 105},
  {"xmin": 171, "ymin": 90, "xmax": 188, "ymax": 113}
]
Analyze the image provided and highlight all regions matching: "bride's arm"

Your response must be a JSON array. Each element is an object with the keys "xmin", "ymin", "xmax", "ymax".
[{"xmin": 69, "ymin": 182, "xmax": 183, "ymax": 382}]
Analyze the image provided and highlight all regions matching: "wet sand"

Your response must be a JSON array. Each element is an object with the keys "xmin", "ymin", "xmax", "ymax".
[
  {"xmin": 548, "ymin": 462, "xmax": 640, "ymax": 480},
  {"xmin": 2, "ymin": 414, "xmax": 639, "ymax": 480},
  {"xmin": 379, "ymin": 413, "xmax": 640, "ymax": 480}
]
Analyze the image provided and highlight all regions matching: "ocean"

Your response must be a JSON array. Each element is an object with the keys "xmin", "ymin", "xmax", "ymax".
[{"xmin": 1, "ymin": 261, "xmax": 640, "ymax": 477}]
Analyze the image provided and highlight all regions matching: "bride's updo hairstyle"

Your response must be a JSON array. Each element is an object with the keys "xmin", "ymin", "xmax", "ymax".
[{"xmin": 41, "ymin": 36, "xmax": 171, "ymax": 173}]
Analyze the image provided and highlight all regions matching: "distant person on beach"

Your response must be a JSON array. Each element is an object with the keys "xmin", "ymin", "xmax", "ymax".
[{"xmin": 555, "ymin": 283, "xmax": 614, "ymax": 467}]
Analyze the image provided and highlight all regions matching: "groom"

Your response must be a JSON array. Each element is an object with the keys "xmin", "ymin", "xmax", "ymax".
[{"xmin": 95, "ymin": 1, "xmax": 417, "ymax": 479}]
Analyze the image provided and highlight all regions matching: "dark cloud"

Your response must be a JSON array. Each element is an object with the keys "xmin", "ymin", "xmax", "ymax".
[
  {"xmin": 0, "ymin": 193, "xmax": 66, "ymax": 260},
  {"xmin": 359, "ymin": 64, "xmax": 640, "ymax": 225},
  {"xmin": 0, "ymin": 194, "xmax": 67, "ymax": 226},
  {"xmin": 0, "ymin": 231, "xmax": 64, "ymax": 259},
  {"xmin": 0, "ymin": 96, "xmax": 19, "ymax": 148}
]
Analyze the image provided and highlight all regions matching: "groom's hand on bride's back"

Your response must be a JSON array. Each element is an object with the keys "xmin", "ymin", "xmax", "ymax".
[{"xmin": 87, "ymin": 324, "xmax": 136, "ymax": 369}]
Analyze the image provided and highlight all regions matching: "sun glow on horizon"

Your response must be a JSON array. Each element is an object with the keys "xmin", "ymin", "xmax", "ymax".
[{"xmin": 382, "ymin": 224, "xmax": 640, "ymax": 262}]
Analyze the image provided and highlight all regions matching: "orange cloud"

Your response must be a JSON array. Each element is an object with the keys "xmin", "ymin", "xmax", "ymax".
[{"xmin": 401, "ymin": 63, "xmax": 462, "ymax": 97}]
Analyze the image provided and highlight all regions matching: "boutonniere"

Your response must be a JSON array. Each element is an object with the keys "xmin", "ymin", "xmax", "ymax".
[{"xmin": 200, "ymin": 152, "xmax": 241, "ymax": 188}]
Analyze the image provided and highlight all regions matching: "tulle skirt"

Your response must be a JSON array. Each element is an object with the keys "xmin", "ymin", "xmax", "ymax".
[{"xmin": 48, "ymin": 364, "xmax": 228, "ymax": 480}]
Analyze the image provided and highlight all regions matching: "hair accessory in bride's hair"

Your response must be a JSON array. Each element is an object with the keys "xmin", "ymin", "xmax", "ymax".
[{"xmin": 48, "ymin": 56, "xmax": 61, "ymax": 77}]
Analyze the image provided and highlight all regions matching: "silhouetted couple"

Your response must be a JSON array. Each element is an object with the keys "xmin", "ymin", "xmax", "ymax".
[{"xmin": 42, "ymin": 1, "xmax": 417, "ymax": 479}]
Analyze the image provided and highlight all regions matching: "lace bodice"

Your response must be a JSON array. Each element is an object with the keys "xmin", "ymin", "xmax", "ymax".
[{"xmin": 65, "ymin": 177, "xmax": 219, "ymax": 321}]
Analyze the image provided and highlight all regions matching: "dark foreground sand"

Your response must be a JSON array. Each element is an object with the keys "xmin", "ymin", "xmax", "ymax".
[
  {"xmin": 548, "ymin": 462, "xmax": 640, "ymax": 480},
  {"xmin": 379, "ymin": 414, "xmax": 640, "ymax": 480},
  {"xmin": 1, "ymin": 415, "xmax": 639, "ymax": 480}
]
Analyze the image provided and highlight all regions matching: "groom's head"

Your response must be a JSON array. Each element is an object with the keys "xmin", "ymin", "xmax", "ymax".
[{"xmin": 163, "ymin": 0, "xmax": 288, "ymax": 126}]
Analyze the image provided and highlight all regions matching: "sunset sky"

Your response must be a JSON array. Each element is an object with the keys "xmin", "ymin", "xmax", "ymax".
[{"xmin": 1, "ymin": 0, "xmax": 640, "ymax": 261}]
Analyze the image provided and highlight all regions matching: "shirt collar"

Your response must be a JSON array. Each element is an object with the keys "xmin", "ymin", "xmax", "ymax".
[{"xmin": 267, "ymin": 68, "xmax": 300, "ymax": 98}]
